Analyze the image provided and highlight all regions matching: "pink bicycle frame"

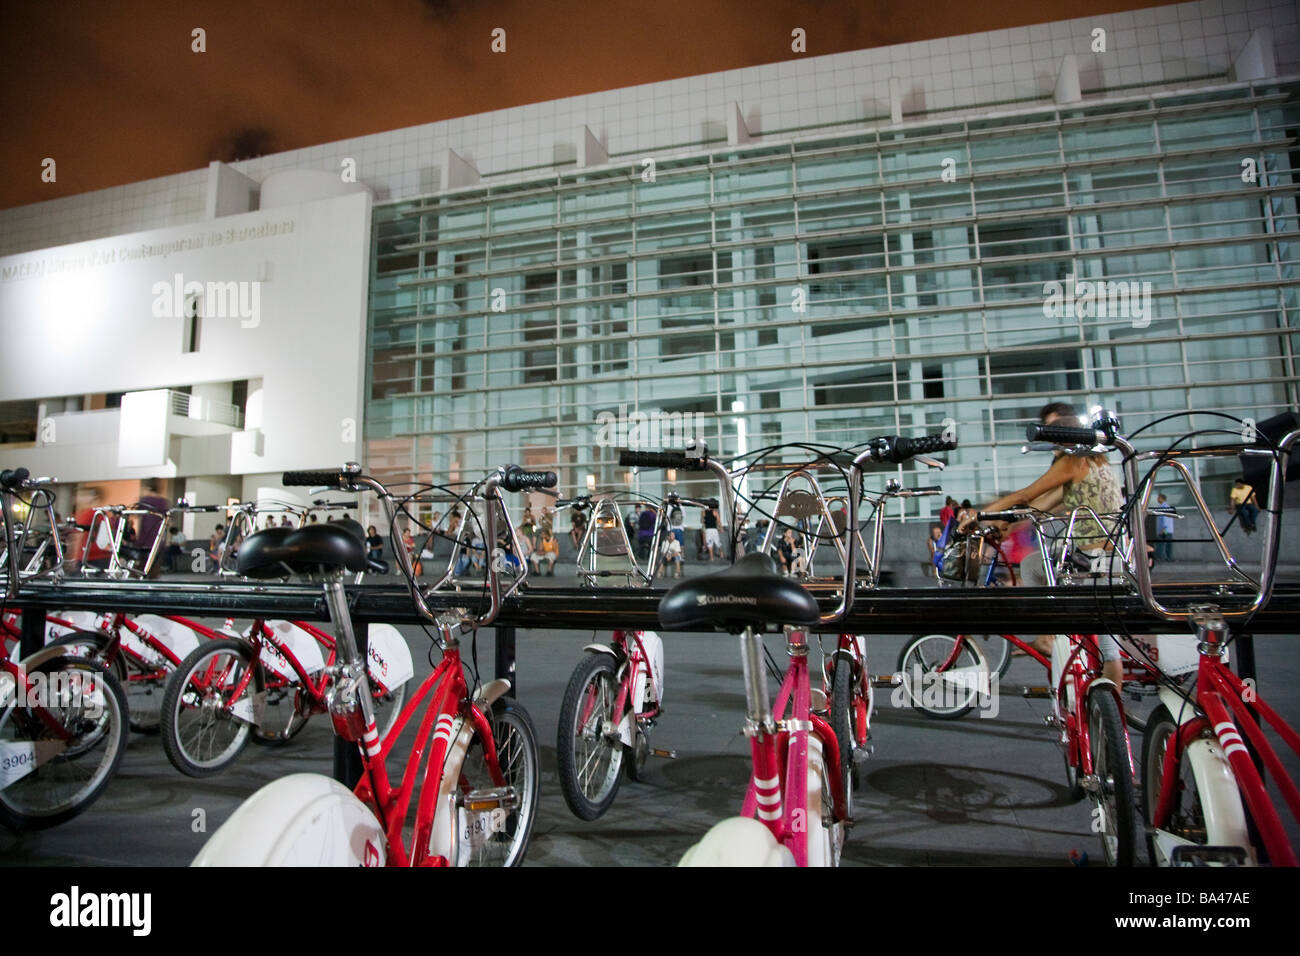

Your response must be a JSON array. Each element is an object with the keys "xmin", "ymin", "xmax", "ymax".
[{"xmin": 739, "ymin": 626, "xmax": 845, "ymax": 867}]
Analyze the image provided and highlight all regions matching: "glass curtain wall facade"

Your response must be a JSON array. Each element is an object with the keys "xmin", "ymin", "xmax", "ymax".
[{"xmin": 366, "ymin": 80, "xmax": 1300, "ymax": 514}]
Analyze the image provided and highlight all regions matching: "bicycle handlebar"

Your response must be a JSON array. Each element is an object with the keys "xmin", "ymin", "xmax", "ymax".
[
  {"xmin": 500, "ymin": 466, "xmax": 557, "ymax": 493},
  {"xmin": 617, "ymin": 449, "xmax": 711, "ymax": 471},
  {"xmin": 865, "ymin": 434, "xmax": 957, "ymax": 464},
  {"xmin": 1026, "ymin": 423, "xmax": 1106, "ymax": 446},
  {"xmin": 0, "ymin": 467, "xmax": 31, "ymax": 490},
  {"xmin": 283, "ymin": 470, "xmax": 348, "ymax": 489}
]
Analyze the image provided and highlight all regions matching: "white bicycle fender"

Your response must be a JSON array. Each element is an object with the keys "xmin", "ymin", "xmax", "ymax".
[
  {"xmin": 630, "ymin": 630, "xmax": 664, "ymax": 713},
  {"xmin": 366, "ymin": 623, "xmax": 414, "ymax": 692},
  {"xmin": 678, "ymin": 817, "xmax": 796, "ymax": 867},
  {"xmin": 45, "ymin": 611, "xmax": 103, "ymax": 643},
  {"xmin": 1151, "ymin": 688, "xmax": 1254, "ymax": 866},
  {"xmin": 1184, "ymin": 738, "xmax": 1253, "ymax": 860},
  {"xmin": 472, "ymin": 679, "xmax": 511, "ymax": 709},
  {"xmin": 581, "ymin": 643, "xmax": 619, "ymax": 657},
  {"xmin": 192, "ymin": 773, "xmax": 386, "ymax": 867},
  {"xmin": 132, "ymin": 614, "xmax": 200, "ymax": 663}
]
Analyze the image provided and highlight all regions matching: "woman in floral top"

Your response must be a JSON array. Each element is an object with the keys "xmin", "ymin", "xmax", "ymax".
[{"xmin": 962, "ymin": 401, "xmax": 1124, "ymax": 686}]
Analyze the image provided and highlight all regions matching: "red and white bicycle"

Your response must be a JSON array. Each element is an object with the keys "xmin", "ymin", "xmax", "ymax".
[
  {"xmin": 1, "ymin": 468, "xmax": 129, "ymax": 831},
  {"xmin": 1107, "ymin": 415, "xmax": 1300, "ymax": 866},
  {"xmin": 194, "ymin": 462, "xmax": 547, "ymax": 866},
  {"xmin": 635, "ymin": 433, "xmax": 955, "ymax": 866}
]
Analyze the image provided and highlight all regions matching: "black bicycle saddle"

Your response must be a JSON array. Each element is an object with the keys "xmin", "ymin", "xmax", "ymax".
[
  {"xmin": 657, "ymin": 551, "xmax": 820, "ymax": 632},
  {"xmin": 237, "ymin": 524, "xmax": 367, "ymax": 578}
]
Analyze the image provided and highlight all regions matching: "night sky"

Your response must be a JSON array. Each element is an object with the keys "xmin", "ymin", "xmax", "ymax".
[{"xmin": 1, "ymin": 0, "xmax": 1185, "ymax": 211}]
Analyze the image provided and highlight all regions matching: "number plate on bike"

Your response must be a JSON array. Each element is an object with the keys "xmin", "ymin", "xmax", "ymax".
[
  {"xmin": 458, "ymin": 806, "xmax": 502, "ymax": 850},
  {"xmin": 0, "ymin": 741, "xmax": 38, "ymax": 789}
]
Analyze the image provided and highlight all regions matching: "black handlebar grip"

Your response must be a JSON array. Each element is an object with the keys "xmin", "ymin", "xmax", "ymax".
[
  {"xmin": 977, "ymin": 511, "xmax": 1023, "ymax": 523},
  {"xmin": 282, "ymin": 471, "xmax": 343, "ymax": 488},
  {"xmin": 0, "ymin": 467, "xmax": 30, "ymax": 490},
  {"xmin": 912, "ymin": 485, "xmax": 943, "ymax": 494},
  {"xmin": 891, "ymin": 434, "xmax": 957, "ymax": 463},
  {"xmin": 500, "ymin": 466, "xmax": 558, "ymax": 493},
  {"xmin": 1026, "ymin": 423, "xmax": 1104, "ymax": 446},
  {"xmin": 617, "ymin": 449, "xmax": 709, "ymax": 471}
]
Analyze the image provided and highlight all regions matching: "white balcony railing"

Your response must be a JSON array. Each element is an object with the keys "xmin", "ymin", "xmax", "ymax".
[{"xmin": 167, "ymin": 390, "xmax": 243, "ymax": 429}]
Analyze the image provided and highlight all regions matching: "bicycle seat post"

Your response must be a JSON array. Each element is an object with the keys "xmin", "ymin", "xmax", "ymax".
[
  {"xmin": 740, "ymin": 626, "xmax": 774, "ymax": 736},
  {"xmin": 320, "ymin": 569, "xmax": 376, "ymax": 740}
]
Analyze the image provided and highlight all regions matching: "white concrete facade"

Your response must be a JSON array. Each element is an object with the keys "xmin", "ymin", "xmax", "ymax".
[{"xmin": 1, "ymin": 0, "xmax": 1296, "ymax": 258}]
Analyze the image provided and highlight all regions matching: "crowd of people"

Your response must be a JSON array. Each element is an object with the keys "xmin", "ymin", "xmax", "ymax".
[{"xmin": 50, "ymin": 440, "xmax": 1272, "ymax": 588}]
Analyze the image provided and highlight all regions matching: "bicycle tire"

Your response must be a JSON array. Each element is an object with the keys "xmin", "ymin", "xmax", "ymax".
[
  {"xmin": 1088, "ymin": 690, "xmax": 1136, "ymax": 867},
  {"xmin": 0, "ymin": 656, "xmax": 129, "ymax": 831},
  {"xmin": 896, "ymin": 634, "xmax": 986, "ymax": 719},
  {"xmin": 624, "ymin": 726, "xmax": 649, "ymax": 782},
  {"xmin": 556, "ymin": 652, "xmax": 626, "ymax": 820},
  {"xmin": 455, "ymin": 697, "xmax": 540, "ymax": 867},
  {"xmin": 830, "ymin": 657, "xmax": 858, "ymax": 805},
  {"xmin": 160, "ymin": 638, "xmax": 263, "ymax": 778}
]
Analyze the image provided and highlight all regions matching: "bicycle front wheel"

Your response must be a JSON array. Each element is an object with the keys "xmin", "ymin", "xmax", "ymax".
[
  {"xmin": 160, "ymin": 639, "xmax": 263, "ymax": 777},
  {"xmin": 49, "ymin": 631, "xmax": 162, "ymax": 735},
  {"xmin": 455, "ymin": 697, "xmax": 539, "ymax": 867},
  {"xmin": 556, "ymin": 653, "xmax": 625, "ymax": 820},
  {"xmin": 0, "ymin": 657, "xmax": 129, "ymax": 831},
  {"xmin": 896, "ymin": 634, "xmax": 987, "ymax": 719},
  {"xmin": 1087, "ymin": 690, "xmax": 1136, "ymax": 866}
]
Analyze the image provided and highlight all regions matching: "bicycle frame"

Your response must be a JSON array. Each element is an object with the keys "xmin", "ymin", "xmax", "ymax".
[
  {"xmin": 577, "ymin": 630, "xmax": 661, "ymax": 729},
  {"xmin": 347, "ymin": 624, "xmax": 509, "ymax": 867},
  {"xmin": 1042, "ymin": 412, "xmax": 1300, "ymax": 867},
  {"xmin": 1149, "ymin": 630, "xmax": 1300, "ymax": 867},
  {"xmin": 737, "ymin": 625, "xmax": 846, "ymax": 867}
]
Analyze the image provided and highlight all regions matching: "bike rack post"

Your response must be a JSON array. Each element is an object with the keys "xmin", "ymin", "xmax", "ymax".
[
  {"xmin": 19, "ymin": 600, "xmax": 43, "ymax": 658},
  {"xmin": 495, "ymin": 626, "xmax": 517, "ymax": 697}
]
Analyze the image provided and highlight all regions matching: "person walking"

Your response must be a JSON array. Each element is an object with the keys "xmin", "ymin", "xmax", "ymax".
[{"xmin": 702, "ymin": 503, "xmax": 722, "ymax": 561}]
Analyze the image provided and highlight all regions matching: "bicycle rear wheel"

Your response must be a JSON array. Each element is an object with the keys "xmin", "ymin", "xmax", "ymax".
[
  {"xmin": 0, "ymin": 657, "xmax": 128, "ymax": 831},
  {"xmin": 455, "ymin": 697, "xmax": 539, "ymax": 867}
]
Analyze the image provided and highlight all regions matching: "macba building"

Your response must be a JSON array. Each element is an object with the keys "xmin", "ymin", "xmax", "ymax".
[{"xmin": 1, "ymin": 0, "xmax": 1297, "ymax": 519}]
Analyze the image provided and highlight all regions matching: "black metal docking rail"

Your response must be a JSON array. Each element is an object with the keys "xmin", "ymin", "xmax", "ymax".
[{"xmin": 10, "ymin": 579, "xmax": 1300, "ymax": 634}]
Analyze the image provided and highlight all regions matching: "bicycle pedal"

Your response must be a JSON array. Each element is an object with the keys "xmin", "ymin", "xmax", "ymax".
[
  {"xmin": 1022, "ymin": 686, "xmax": 1052, "ymax": 699},
  {"xmin": 875, "ymin": 675, "xmax": 902, "ymax": 689},
  {"xmin": 651, "ymin": 748, "xmax": 677, "ymax": 759},
  {"xmin": 461, "ymin": 786, "xmax": 517, "ymax": 812}
]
